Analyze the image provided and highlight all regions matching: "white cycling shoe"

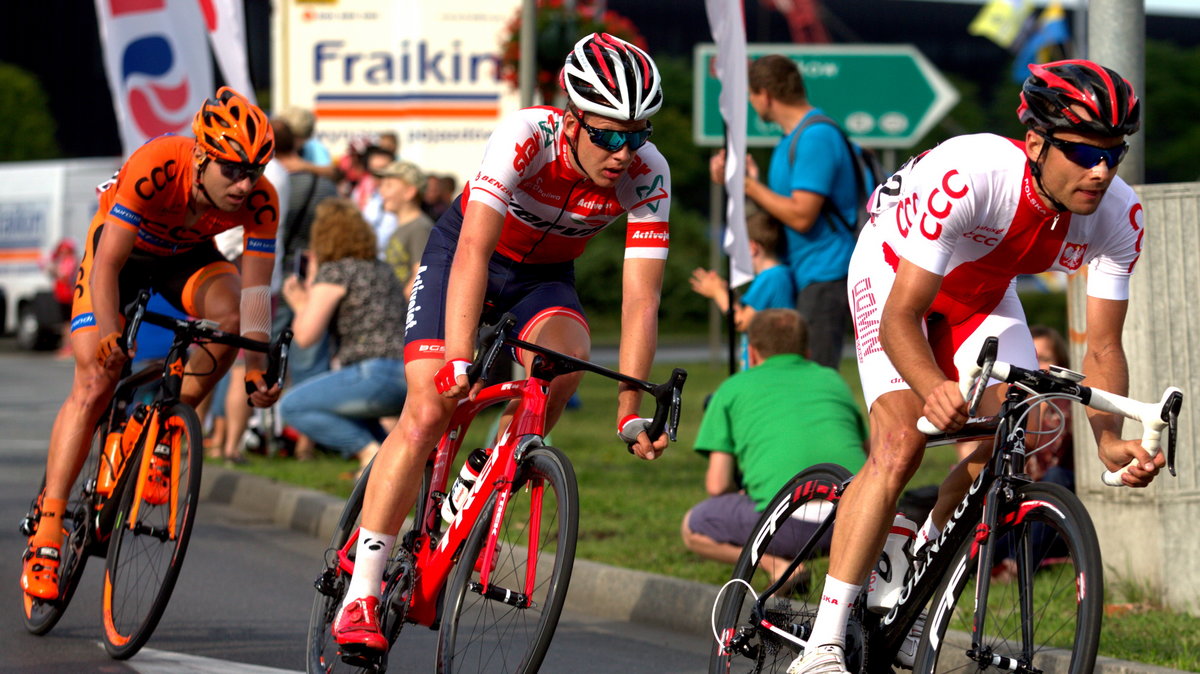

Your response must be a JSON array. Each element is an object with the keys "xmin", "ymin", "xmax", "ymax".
[{"xmin": 787, "ymin": 644, "xmax": 849, "ymax": 674}]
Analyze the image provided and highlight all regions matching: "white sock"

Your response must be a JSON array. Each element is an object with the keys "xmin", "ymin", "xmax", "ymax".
[
  {"xmin": 914, "ymin": 517, "xmax": 941, "ymax": 555},
  {"xmin": 806, "ymin": 575, "xmax": 860, "ymax": 649},
  {"xmin": 341, "ymin": 528, "xmax": 396, "ymax": 608}
]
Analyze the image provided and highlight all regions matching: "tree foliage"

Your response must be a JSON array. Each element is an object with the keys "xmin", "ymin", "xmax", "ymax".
[{"xmin": 0, "ymin": 62, "xmax": 59, "ymax": 161}]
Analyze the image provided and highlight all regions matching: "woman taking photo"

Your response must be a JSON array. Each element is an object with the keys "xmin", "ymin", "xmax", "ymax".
[{"xmin": 279, "ymin": 198, "xmax": 408, "ymax": 476}]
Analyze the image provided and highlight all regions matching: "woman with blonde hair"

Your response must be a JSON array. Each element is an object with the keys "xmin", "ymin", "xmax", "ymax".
[{"xmin": 279, "ymin": 198, "xmax": 408, "ymax": 475}]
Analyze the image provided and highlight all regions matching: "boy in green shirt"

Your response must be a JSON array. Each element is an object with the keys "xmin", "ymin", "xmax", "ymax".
[{"xmin": 681, "ymin": 309, "xmax": 866, "ymax": 585}]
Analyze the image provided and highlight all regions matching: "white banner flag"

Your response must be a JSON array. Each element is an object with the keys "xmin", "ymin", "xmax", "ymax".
[
  {"xmin": 200, "ymin": 0, "xmax": 256, "ymax": 103},
  {"xmin": 95, "ymin": 0, "xmax": 214, "ymax": 156},
  {"xmin": 705, "ymin": 0, "xmax": 754, "ymax": 289}
]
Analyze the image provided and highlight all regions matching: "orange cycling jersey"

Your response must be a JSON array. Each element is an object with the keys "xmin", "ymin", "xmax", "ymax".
[
  {"xmin": 71, "ymin": 135, "xmax": 278, "ymax": 333},
  {"xmin": 95, "ymin": 134, "xmax": 278, "ymax": 257}
]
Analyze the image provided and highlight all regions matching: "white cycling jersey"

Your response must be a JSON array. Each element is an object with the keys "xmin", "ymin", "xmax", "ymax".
[{"xmin": 849, "ymin": 133, "xmax": 1144, "ymax": 408}]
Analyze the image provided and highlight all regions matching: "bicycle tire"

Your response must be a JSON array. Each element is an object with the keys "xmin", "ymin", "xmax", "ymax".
[
  {"xmin": 22, "ymin": 425, "xmax": 105, "ymax": 635},
  {"xmin": 913, "ymin": 481, "xmax": 1103, "ymax": 674},
  {"xmin": 709, "ymin": 463, "xmax": 851, "ymax": 674},
  {"xmin": 306, "ymin": 461, "xmax": 381, "ymax": 674},
  {"xmin": 437, "ymin": 445, "xmax": 579, "ymax": 674},
  {"xmin": 101, "ymin": 402, "xmax": 203, "ymax": 659}
]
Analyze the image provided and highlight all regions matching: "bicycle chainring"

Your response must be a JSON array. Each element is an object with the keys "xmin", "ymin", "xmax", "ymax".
[{"xmin": 380, "ymin": 553, "xmax": 415, "ymax": 643}]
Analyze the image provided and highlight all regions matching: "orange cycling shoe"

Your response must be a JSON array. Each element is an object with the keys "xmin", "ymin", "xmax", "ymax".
[
  {"xmin": 21, "ymin": 543, "xmax": 61, "ymax": 601},
  {"xmin": 142, "ymin": 443, "xmax": 171, "ymax": 506},
  {"xmin": 333, "ymin": 596, "xmax": 388, "ymax": 652}
]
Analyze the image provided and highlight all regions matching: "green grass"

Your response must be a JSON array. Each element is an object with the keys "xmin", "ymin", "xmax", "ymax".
[{"xmin": 222, "ymin": 355, "xmax": 1200, "ymax": 671}]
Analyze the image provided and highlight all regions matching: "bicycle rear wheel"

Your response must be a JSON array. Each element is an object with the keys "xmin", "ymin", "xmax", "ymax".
[
  {"xmin": 307, "ymin": 461, "xmax": 403, "ymax": 674},
  {"xmin": 22, "ymin": 425, "xmax": 104, "ymax": 635},
  {"xmin": 914, "ymin": 481, "xmax": 1103, "ymax": 674},
  {"xmin": 709, "ymin": 463, "xmax": 851, "ymax": 674},
  {"xmin": 101, "ymin": 403, "xmax": 202, "ymax": 659},
  {"xmin": 437, "ymin": 445, "xmax": 579, "ymax": 674}
]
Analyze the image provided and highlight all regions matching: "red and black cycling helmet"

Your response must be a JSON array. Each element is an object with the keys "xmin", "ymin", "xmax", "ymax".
[
  {"xmin": 192, "ymin": 86, "xmax": 275, "ymax": 165},
  {"xmin": 560, "ymin": 33, "xmax": 662, "ymax": 121},
  {"xmin": 1017, "ymin": 59, "xmax": 1140, "ymax": 137}
]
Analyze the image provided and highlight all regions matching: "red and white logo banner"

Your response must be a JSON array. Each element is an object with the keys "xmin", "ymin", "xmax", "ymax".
[{"xmin": 95, "ymin": 0, "xmax": 214, "ymax": 155}]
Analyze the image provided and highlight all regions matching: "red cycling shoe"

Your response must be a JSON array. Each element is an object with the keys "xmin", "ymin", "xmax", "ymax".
[
  {"xmin": 21, "ymin": 543, "xmax": 61, "ymax": 601},
  {"xmin": 334, "ymin": 596, "xmax": 388, "ymax": 652}
]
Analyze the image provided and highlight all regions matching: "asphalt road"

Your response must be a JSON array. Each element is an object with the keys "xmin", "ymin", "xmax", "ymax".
[{"xmin": 0, "ymin": 340, "xmax": 712, "ymax": 673}]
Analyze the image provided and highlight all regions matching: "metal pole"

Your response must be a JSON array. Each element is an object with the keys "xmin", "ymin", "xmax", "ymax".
[
  {"xmin": 519, "ymin": 0, "xmax": 536, "ymax": 108},
  {"xmin": 1088, "ymin": 0, "xmax": 1144, "ymax": 184}
]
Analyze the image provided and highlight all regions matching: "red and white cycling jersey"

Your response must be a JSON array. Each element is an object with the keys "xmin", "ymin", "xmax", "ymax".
[
  {"xmin": 461, "ymin": 106, "xmax": 671, "ymax": 264},
  {"xmin": 849, "ymin": 133, "xmax": 1143, "ymax": 406}
]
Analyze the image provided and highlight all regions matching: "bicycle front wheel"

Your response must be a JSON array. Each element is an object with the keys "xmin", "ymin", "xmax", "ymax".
[
  {"xmin": 437, "ymin": 445, "xmax": 579, "ymax": 674},
  {"xmin": 914, "ymin": 481, "xmax": 1103, "ymax": 674},
  {"xmin": 22, "ymin": 425, "xmax": 104, "ymax": 635},
  {"xmin": 102, "ymin": 403, "xmax": 202, "ymax": 659},
  {"xmin": 709, "ymin": 463, "xmax": 850, "ymax": 674}
]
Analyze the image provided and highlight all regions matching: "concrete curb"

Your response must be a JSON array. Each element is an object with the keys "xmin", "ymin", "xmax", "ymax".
[{"xmin": 199, "ymin": 465, "xmax": 1191, "ymax": 674}]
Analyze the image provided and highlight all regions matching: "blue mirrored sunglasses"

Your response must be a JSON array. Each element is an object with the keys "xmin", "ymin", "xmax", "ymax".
[
  {"xmin": 576, "ymin": 114, "xmax": 652, "ymax": 152},
  {"xmin": 217, "ymin": 160, "xmax": 266, "ymax": 183},
  {"xmin": 1038, "ymin": 131, "xmax": 1128, "ymax": 169}
]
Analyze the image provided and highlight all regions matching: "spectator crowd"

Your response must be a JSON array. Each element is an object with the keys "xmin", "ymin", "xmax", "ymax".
[{"xmin": 194, "ymin": 106, "xmax": 455, "ymax": 466}]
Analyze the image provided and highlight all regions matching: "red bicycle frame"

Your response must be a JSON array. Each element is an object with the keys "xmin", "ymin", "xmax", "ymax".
[{"xmin": 333, "ymin": 373, "xmax": 553, "ymax": 628}]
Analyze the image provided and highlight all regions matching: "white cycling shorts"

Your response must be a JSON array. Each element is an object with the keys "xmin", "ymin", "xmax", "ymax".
[{"xmin": 847, "ymin": 245, "xmax": 1038, "ymax": 411}]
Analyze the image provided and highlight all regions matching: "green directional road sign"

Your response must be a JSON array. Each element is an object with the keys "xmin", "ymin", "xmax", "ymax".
[{"xmin": 694, "ymin": 44, "xmax": 959, "ymax": 149}]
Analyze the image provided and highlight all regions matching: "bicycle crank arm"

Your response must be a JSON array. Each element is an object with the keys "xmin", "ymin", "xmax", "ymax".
[{"xmin": 468, "ymin": 581, "xmax": 531, "ymax": 608}]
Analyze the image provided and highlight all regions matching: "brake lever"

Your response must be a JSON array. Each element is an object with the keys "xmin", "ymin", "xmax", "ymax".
[{"xmin": 1165, "ymin": 389, "xmax": 1183, "ymax": 477}]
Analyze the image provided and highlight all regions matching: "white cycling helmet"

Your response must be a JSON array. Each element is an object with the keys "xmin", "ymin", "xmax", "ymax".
[{"xmin": 560, "ymin": 33, "xmax": 662, "ymax": 121}]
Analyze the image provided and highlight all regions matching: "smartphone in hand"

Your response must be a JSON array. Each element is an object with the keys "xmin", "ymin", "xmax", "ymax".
[{"xmin": 293, "ymin": 252, "xmax": 308, "ymax": 281}]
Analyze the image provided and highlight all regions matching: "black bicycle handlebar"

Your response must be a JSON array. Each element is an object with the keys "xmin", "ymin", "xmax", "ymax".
[
  {"xmin": 119, "ymin": 290, "xmax": 292, "ymax": 394},
  {"xmin": 468, "ymin": 313, "xmax": 687, "ymax": 448}
]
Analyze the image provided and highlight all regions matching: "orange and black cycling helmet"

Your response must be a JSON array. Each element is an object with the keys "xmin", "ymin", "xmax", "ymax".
[
  {"xmin": 1017, "ymin": 59, "xmax": 1140, "ymax": 137},
  {"xmin": 192, "ymin": 86, "xmax": 275, "ymax": 165}
]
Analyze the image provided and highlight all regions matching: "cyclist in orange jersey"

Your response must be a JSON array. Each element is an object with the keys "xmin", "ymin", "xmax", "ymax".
[{"xmin": 21, "ymin": 87, "xmax": 283, "ymax": 602}]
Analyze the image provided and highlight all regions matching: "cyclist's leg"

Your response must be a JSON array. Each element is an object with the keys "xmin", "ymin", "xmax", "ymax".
[
  {"xmin": 794, "ymin": 389, "xmax": 927, "ymax": 664},
  {"xmin": 27, "ymin": 224, "xmax": 123, "ymax": 597},
  {"xmin": 174, "ymin": 259, "xmax": 241, "ymax": 405},
  {"xmin": 516, "ymin": 308, "xmax": 590, "ymax": 430}
]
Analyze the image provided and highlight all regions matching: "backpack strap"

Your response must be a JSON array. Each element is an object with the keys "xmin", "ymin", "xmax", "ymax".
[{"xmin": 786, "ymin": 113, "xmax": 866, "ymax": 235}]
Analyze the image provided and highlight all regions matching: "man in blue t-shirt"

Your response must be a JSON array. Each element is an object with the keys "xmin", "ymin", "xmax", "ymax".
[{"xmin": 710, "ymin": 55, "xmax": 860, "ymax": 369}]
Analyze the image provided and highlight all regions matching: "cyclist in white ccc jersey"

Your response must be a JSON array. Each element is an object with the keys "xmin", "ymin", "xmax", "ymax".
[
  {"xmin": 331, "ymin": 33, "xmax": 673, "ymax": 655},
  {"xmin": 788, "ymin": 59, "xmax": 1163, "ymax": 674}
]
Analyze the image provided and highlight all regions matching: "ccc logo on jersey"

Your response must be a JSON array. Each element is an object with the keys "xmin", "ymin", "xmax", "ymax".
[
  {"xmin": 134, "ymin": 159, "xmax": 178, "ymax": 200},
  {"xmin": 248, "ymin": 188, "xmax": 278, "ymax": 225}
]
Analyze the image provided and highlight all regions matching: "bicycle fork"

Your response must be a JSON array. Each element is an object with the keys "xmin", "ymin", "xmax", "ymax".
[
  {"xmin": 967, "ymin": 480, "xmax": 1038, "ymax": 673},
  {"xmin": 125, "ymin": 408, "xmax": 179, "ymax": 542}
]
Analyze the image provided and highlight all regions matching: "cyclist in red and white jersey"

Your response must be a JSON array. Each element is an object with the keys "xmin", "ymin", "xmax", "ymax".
[
  {"xmin": 788, "ymin": 60, "xmax": 1163, "ymax": 673},
  {"xmin": 332, "ymin": 33, "xmax": 673, "ymax": 654},
  {"xmin": 21, "ymin": 88, "xmax": 282, "ymax": 602}
]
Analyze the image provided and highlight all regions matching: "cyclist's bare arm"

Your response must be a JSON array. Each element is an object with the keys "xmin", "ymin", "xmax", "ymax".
[
  {"xmin": 619, "ymin": 255, "xmax": 667, "ymax": 460},
  {"xmin": 443, "ymin": 201, "xmax": 506, "ymax": 398},
  {"xmin": 1082, "ymin": 295, "xmax": 1162, "ymax": 486},
  {"xmin": 92, "ymin": 222, "xmax": 138, "ymax": 363},
  {"xmin": 881, "ymin": 259, "xmax": 968, "ymax": 430}
]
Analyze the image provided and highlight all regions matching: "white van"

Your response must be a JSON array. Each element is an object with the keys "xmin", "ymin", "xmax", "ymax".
[{"xmin": 0, "ymin": 158, "xmax": 121, "ymax": 349}]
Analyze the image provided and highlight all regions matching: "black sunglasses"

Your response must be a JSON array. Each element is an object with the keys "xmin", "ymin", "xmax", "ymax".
[
  {"xmin": 217, "ymin": 160, "xmax": 266, "ymax": 183},
  {"xmin": 1038, "ymin": 131, "xmax": 1128, "ymax": 169},
  {"xmin": 575, "ymin": 113, "xmax": 652, "ymax": 153}
]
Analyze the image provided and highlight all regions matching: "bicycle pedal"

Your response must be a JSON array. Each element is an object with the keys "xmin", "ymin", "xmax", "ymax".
[{"xmin": 338, "ymin": 646, "xmax": 386, "ymax": 670}]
